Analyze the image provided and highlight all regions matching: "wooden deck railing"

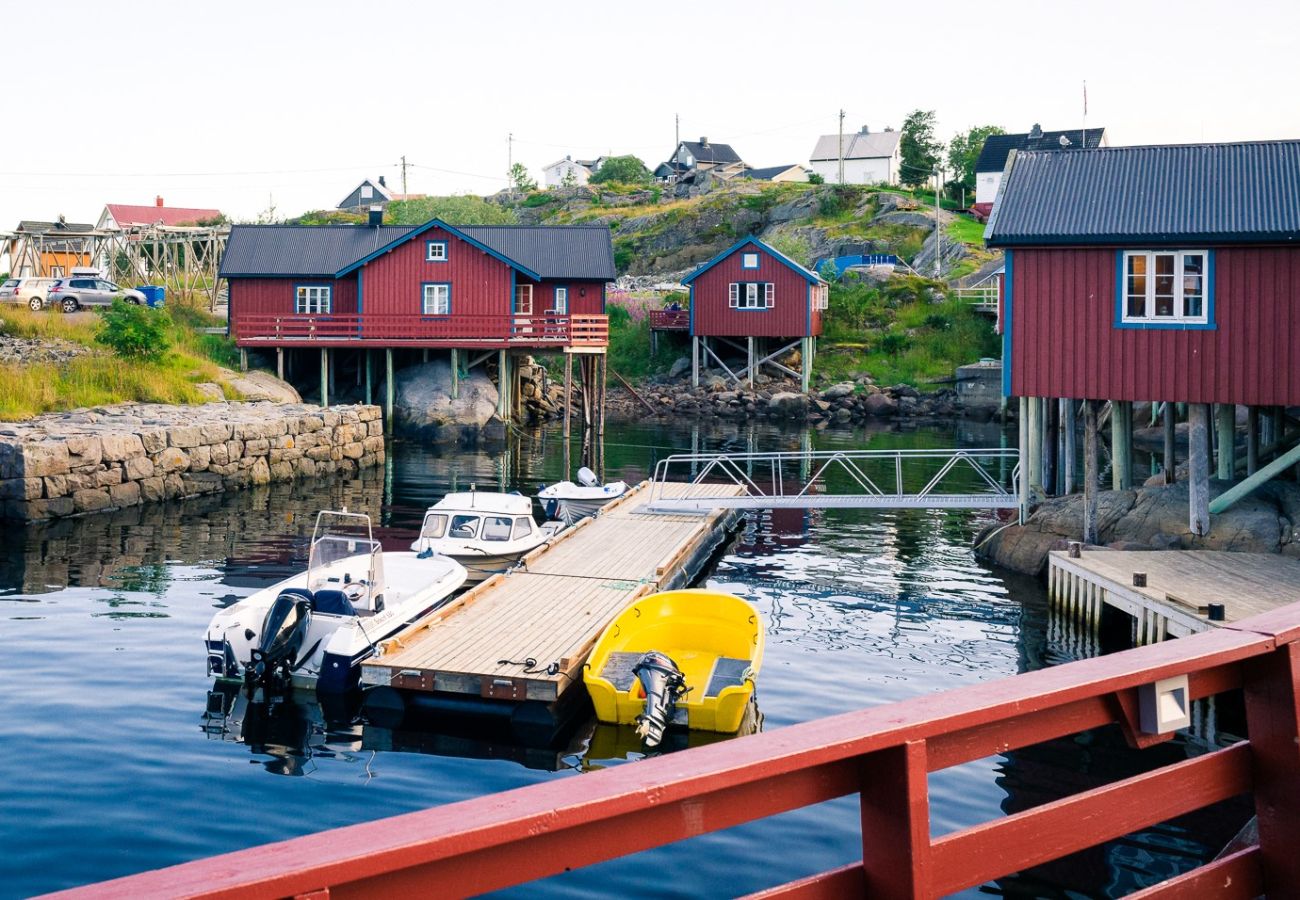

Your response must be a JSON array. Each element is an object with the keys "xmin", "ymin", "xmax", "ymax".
[
  {"xmin": 231, "ymin": 313, "xmax": 609, "ymax": 348},
  {"xmin": 53, "ymin": 604, "xmax": 1300, "ymax": 899},
  {"xmin": 648, "ymin": 309, "xmax": 690, "ymax": 331}
]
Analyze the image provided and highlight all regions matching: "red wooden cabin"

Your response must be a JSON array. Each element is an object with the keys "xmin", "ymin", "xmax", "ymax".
[
  {"xmin": 681, "ymin": 236, "xmax": 828, "ymax": 390},
  {"xmin": 218, "ymin": 215, "xmax": 614, "ymax": 414},
  {"xmin": 987, "ymin": 140, "xmax": 1300, "ymax": 535}
]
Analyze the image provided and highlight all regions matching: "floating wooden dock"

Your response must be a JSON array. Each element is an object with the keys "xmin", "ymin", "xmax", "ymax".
[
  {"xmin": 1048, "ymin": 548, "xmax": 1300, "ymax": 644},
  {"xmin": 360, "ymin": 481, "xmax": 742, "ymax": 720}
]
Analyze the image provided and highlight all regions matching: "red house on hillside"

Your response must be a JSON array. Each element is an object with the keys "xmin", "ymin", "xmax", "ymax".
[
  {"xmin": 218, "ymin": 214, "xmax": 614, "ymax": 418},
  {"xmin": 681, "ymin": 236, "xmax": 827, "ymax": 390},
  {"xmin": 987, "ymin": 140, "xmax": 1300, "ymax": 536}
]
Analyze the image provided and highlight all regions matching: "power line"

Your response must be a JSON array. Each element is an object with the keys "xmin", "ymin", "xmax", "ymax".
[
  {"xmin": 405, "ymin": 162, "xmax": 506, "ymax": 183},
  {"xmin": 0, "ymin": 162, "xmax": 397, "ymax": 178}
]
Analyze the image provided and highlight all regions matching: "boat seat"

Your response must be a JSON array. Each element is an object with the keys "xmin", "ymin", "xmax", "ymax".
[
  {"xmin": 278, "ymin": 587, "xmax": 314, "ymax": 606},
  {"xmin": 599, "ymin": 651, "xmax": 645, "ymax": 692},
  {"xmin": 312, "ymin": 588, "xmax": 356, "ymax": 617},
  {"xmin": 705, "ymin": 657, "xmax": 750, "ymax": 698}
]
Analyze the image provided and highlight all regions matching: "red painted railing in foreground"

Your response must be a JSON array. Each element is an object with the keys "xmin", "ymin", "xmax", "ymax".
[
  {"xmin": 52, "ymin": 606, "xmax": 1300, "ymax": 899},
  {"xmin": 648, "ymin": 309, "xmax": 690, "ymax": 330},
  {"xmin": 231, "ymin": 313, "xmax": 609, "ymax": 348}
]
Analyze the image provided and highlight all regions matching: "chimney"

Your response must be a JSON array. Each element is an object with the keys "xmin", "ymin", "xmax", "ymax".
[
  {"xmin": 1029, "ymin": 123, "xmax": 1043, "ymax": 139},
  {"xmin": 155, "ymin": 195, "xmax": 164, "ymax": 207},
  {"xmin": 367, "ymin": 205, "xmax": 383, "ymax": 227},
  {"xmin": 378, "ymin": 175, "xmax": 387, "ymax": 188},
  {"xmin": 861, "ymin": 125, "xmax": 870, "ymax": 134},
  {"xmin": 700, "ymin": 136, "xmax": 709, "ymax": 147}
]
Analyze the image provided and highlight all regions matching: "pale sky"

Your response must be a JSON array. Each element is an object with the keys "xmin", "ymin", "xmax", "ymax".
[{"xmin": 3, "ymin": 0, "xmax": 1298, "ymax": 233}]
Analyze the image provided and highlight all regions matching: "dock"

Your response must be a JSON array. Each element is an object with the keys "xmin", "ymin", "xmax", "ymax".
[
  {"xmin": 1048, "ymin": 548, "xmax": 1300, "ymax": 644},
  {"xmin": 360, "ymin": 481, "xmax": 742, "ymax": 723}
]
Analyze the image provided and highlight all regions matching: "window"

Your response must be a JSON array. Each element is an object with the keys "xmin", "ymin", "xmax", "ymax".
[
  {"xmin": 295, "ymin": 285, "xmax": 331, "ymax": 314},
  {"xmin": 481, "ymin": 516, "xmax": 512, "ymax": 541},
  {"xmin": 361, "ymin": 185, "xmax": 373, "ymax": 199},
  {"xmin": 1121, "ymin": 250, "xmax": 1210, "ymax": 325},
  {"xmin": 50, "ymin": 266, "xmax": 64, "ymax": 278},
  {"xmin": 511, "ymin": 517, "xmax": 534, "ymax": 540},
  {"xmin": 728, "ymin": 282, "xmax": 774, "ymax": 310},
  {"xmin": 741, "ymin": 252, "xmax": 759, "ymax": 269},
  {"xmin": 515, "ymin": 283, "xmax": 533, "ymax": 314},
  {"xmin": 426, "ymin": 240, "xmax": 447, "ymax": 262},
  {"xmin": 813, "ymin": 284, "xmax": 829, "ymax": 310},
  {"xmin": 422, "ymin": 283, "xmax": 450, "ymax": 315},
  {"xmin": 420, "ymin": 514, "xmax": 448, "ymax": 540},
  {"xmin": 553, "ymin": 287, "xmax": 568, "ymax": 314},
  {"xmin": 449, "ymin": 515, "xmax": 479, "ymax": 539}
]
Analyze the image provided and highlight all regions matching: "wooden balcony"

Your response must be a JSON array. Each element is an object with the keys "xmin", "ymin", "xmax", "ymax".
[
  {"xmin": 231, "ymin": 313, "xmax": 609, "ymax": 350},
  {"xmin": 648, "ymin": 309, "xmax": 689, "ymax": 331}
]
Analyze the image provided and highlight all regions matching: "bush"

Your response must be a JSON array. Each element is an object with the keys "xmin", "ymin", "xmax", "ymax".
[
  {"xmin": 807, "ymin": 172, "xmax": 824, "ymax": 185},
  {"xmin": 879, "ymin": 332, "xmax": 911, "ymax": 356},
  {"xmin": 96, "ymin": 298, "xmax": 172, "ymax": 361},
  {"xmin": 590, "ymin": 155, "xmax": 652, "ymax": 185}
]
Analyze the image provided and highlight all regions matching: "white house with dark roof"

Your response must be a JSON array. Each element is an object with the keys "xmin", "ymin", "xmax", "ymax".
[
  {"xmin": 808, "ymin": 126, "xmax": 901, "ymax": 185},
  {"xmin": 542, "ymin": 156, "xmax": 602, "ymax": 188},
  {"xmin": 973, "ymin": 124, "xmax": 1108, "ymax": 212}
]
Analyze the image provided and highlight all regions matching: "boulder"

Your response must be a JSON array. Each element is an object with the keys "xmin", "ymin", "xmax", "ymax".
[
  {"xmin": 393, "ymin": 360, "xmax": 498, "ymax": 440},
  {"xmin": 821, "ymin": 382, "xmax": 856, "ymax": 400},
  {"xmin": 862, "ymin": 393, "xmax": 898, "ymax": 417},
  {"xmin": 668, "ymin": 356, "xmax": 691, "ymax": 379},
  {"xmin": 218, "ymin": 370, "xmax": 302, "ymax": 404},
  {"xmin": 768, "ymin": 392, "xmax": 808, "ymax": 418}
]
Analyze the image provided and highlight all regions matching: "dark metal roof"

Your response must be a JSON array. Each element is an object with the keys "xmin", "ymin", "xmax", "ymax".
[
  {"xmin": 678, "ymin": 141, "xmax": 742, "ymax": 165},
  {"xmin": 219, "ymin": 225, "xmax": 415, "ymax": 276},
  {"xmin": 16, "ymin": 220, "xmax": 95, "ymax": 233},
  {"xmin": 219, "ymin": 222, "xmax": 616, "ymax": 280},
  {"xmin": 986, "ymin": 141, "xmax": 1300, "ymax": 247},
  {"xmin": 744, "ymin": 165, "xmax": 804, "ymax": 180},
  {"xmin": 460, "ymin": 226, "xmax": 616, "ymax": 280},
  {"xmin": 974, "ymin": 128, "xmax": 1106, "ymax": 174}
]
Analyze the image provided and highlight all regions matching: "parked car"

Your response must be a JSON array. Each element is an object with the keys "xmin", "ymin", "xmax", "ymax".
[
  {"xmin": 0, "ymin": 277, "xmax": 58, "ymax": 310},
  {"xmin": 48, "ymin": 278, "xmax": 147, "ymax": 312}
]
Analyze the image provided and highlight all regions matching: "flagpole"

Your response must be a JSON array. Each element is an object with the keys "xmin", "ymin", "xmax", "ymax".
[{"xmin": 1082, "ymin": 80, "xmax": 1088, "ymax": 147}]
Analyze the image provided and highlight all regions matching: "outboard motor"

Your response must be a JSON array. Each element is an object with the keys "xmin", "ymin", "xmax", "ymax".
[
  {"xmin": 245, "ymin": 592, "xmax": 311, "ymax": 694},
  {"xmin": 632, "ymin": 650, "xmax": 686, "ymax": 748},
  {"xmin": 576, "ymin": 466, "xmax": 599, "ymax": 488}
]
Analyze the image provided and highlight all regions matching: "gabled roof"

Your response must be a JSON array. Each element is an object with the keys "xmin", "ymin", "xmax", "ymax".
[
  {"xmin": 682, "ymin": 236, "xmax": 825, "ymax": 285},
  {"xmin": 104, "ymin": 203, "xmax": 222, "ymax": 228},
  {"xmin": 337, "ymin": 178, "xmax": 393, "ymax": 209},
  {"xmin": 809, "ymin": 130, "xmax": 900, "ymax": 162},
  {"xmin": 974, "ymin": 127, "xmax": 1106, "ymax": 174},
  {"xmin": 985, "ymin": 140, "xmax": 1300, "ymax": 248},
  {"xmin": 678, "ymin": 141, "xmax": 742, "ymax": 165},
  {"xmin": 745, "ymin": 164, "xmax": 805, "ymax": 180},
  {"xmin": 219, "ymin": 221, "xmax": 616, "ymax": 280},
  {"xmin": 16, "ymin": 220, "xmax": 95, "ymax": 233}
]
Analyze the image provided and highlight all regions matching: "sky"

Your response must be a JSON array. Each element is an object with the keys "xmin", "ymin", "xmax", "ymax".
[{"xmin": 2, "ymin": 0, "xmax": 1298, "ymax": 234}]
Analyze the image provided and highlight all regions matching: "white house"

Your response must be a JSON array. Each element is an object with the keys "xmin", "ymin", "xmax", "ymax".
[
  {"xmin": 543, "ymin": 156, "xmax": 601, "ymax": 188},
  {"xmin": 808, "ymin": 127, "xmax": 901, "ymax": 185},
  {"xmin": 973, "ymin": 124, "xmax": 1108, "ymax": 211}
]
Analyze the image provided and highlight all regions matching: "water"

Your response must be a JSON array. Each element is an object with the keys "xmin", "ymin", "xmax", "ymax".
[{"xmin": 0, "ymin": 419, "xmax": 1244, "ymax": 898}]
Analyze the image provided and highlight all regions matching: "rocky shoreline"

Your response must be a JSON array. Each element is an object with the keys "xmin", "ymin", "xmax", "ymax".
[{"xmin": 0, "ymin": 401, "xmax": 384, "ymax": 522}]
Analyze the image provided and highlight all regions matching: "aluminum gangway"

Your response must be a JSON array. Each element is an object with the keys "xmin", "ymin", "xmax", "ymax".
[{"xmin": 644, "ymin": 447, "xmax": 1021, "ymax": 513}]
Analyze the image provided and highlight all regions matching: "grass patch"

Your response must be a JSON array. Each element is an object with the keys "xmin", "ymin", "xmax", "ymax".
[{"xmin": 946, "ymin": 215, "xmax": 987, "ymax": 246}]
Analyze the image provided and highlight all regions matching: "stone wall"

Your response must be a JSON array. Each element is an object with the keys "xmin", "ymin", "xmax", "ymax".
[{"xmin": 0, "ymin": 401, "xmax": 385, "ymax": 521}]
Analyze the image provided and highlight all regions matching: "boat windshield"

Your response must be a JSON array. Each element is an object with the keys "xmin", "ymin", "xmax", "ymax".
[
  {"xmin": 307, "ymin": 511, "xmax": 384, "ymax": 610},
  {"xmin": 420, "ymin": 513, "xmax": 448, "ymax": 540},
  {"xmin": 511, "ymin": 517, "xmax": 533, "ymax": 540},
  {"xmin": 482, "ymin": 516, "xmax": 512, "ymax": 542},
  {"xmin": 449, "ymin": 515, "xmax": 479, "ymax": 540}
]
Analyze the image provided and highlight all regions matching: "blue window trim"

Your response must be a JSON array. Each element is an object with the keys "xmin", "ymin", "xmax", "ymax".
[
  {"xmin": 805, "ymin": 282, "xmax": 811, "ymax": 335},
  {"xmin": 730, "ymin": 281, "xmax": 772, "ymax": 312},
  {"xmin": 293, "ymin": 281, "xmax": 332, "ymax": 315},
  {"xmin": 426, "ymin": 240, "xmax": 448, "ymax": 262},
  {"xmin": 741, "ymin": 251, "xmax": 760, "ymax": 270},
  {"xmin": 552, "ymin": 284, "xmax": 569, "ymax": 314},
  {"xmin": 1001, "ymin": 252, "xmax": 1012, "ymax": 396},
  {"xmin": 420, "ymin": 281, "xmax": 451, "ymax": 317},
  {"xmin": 1112, "ymin": 249, "xmax": 1216, "ymax": 331}
]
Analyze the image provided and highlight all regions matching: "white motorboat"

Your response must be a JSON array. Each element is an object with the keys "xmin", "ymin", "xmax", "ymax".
[
  {"xmin": 205, "ymin": 510, "xmax": 467, "ymax": 694},
  {"xmin": 410, "ymin": 489, "xmax": 564, "ymax": 583},
  {"xmin": 538, "ymin": 467, "xmax": 629, "ymax": 525}
]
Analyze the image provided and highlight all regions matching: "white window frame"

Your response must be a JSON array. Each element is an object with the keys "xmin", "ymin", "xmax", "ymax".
[
  {"xmin": 729, "ymin": 282, "xmax": 773, "ymax": 310},
  {"xmin": 422, "ymin": 283, "xmax": 450, "ymax": 315},
  {"xmin": 515, "ymin": 283, "xmax": 533, "ymax": 314},
  {"xmin": 1121, "ymin": 250, "xmax": 1209, "ymax": 325},
  {"xmin": 426, "ymin": 240, "xmax": 448, "ymax": 262},
  {"xmin": 813, "ymin": 284, "xmax": 829, "ymax": 310},
  {"xmin": 553, "ymin": 286, "xmax": 568, "ymax": 314},
  {"xmin": 295, "ymin": 285, "xmax": 331, "ymax": 315},
  {"xmin": 741, "ymin": 252, "xmax": 759, "ymax": 269}
]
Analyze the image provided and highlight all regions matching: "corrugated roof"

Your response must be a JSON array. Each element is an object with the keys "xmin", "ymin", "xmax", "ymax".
[
  {"xmin": 745, "ymin": 164, "xmax": 805, "ymax": 180},
  {"xmin": 219, "ymin": 222, "xmax": 616, "ymax": 280},
  {"xmin": 219, "ymin": 225, "xmax": 416, "ymax": 276},
  {"xmin": 974, "ymin": 128, "xmax": 1105, "ymax": 174},
  {"xmin": 16, "ymin": 220, "xmax": 95, "ymax": 233},
  {"xmin": 809, "ymin": 130, "xmax": 900, "ymax": 162},
  {"xmin": 985, "ymin": 141, "xmax": 1300, "ymax": 247},
  {"xmin": 106, "ymin": 203, "xmax": 223, "ymax": 227},
  {"xmin": 679, "ymin": 141, "xmax": 742, "ymax": 165}
]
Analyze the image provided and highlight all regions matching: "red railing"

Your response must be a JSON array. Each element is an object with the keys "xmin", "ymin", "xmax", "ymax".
[
  {"xmin": 648, "ymin": 309, "xmax": 690, "ymax": 330},
  {"xmin": 231, "ymin": 313, "xmax": 609, "ymax": 348},
  {"xmin": 53, "ymin": 604, "xmax": 1300, "ymax": 899}
]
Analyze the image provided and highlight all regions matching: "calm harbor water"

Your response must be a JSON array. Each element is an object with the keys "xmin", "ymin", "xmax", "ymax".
[{"xmin": 0, "ymin": 418, "xmax": 1244, "ymax": 898}]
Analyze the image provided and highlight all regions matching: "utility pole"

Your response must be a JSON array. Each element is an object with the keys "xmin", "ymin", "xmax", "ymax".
[
  {"xmin": 675, "ymin": 112, "xmax": 679, "ymax": 154},
  {"xmin": 837, "ymin": 109, "xmax": 845, "ymax": 184},
  {"xmin": 507, "ymin": 133, "xmax": 513, "ymax": 183},
  {"xmin": 400, "ymin": 155, "xmax": 408, "ymax": 196},
  {"xmin": 934, "ymin": 166, "xmax": 943, "ymax": 278}
]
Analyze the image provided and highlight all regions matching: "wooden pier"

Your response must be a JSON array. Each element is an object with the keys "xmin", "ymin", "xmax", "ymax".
[
  {"xmin": 360, "ymin": 481, "xmax": 742, "ymax": 719},
  {"xmin": 1049, "ymin": 548, "xmax": 1300, "ymax": 644}
]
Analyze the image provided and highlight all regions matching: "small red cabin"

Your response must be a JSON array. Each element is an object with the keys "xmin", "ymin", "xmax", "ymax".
[{"xmin": 681, "ymin": 237, "xmax": 827, "ymax": 389}]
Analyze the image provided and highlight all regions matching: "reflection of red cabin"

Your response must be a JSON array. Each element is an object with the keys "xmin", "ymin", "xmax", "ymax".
[{"xmin": 681, "ymin": 237, "xmax": 827, "ymax": 391}]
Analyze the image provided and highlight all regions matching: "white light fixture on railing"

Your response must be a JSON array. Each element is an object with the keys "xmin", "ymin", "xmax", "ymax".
[{"xmin": 1139, "ymin": 674, "xmax": 1191, "ymax": 734}]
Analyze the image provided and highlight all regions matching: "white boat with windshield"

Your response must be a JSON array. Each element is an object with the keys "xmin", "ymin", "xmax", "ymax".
[
  {"xmin": 205, "ymin": 510, "xmax": 466, "ymax": 695},
  {"xmin": 537, "ymin": 466, "xmax": 629, "ymax": 525},
  {"xmin": 411, "ymin": 487, "xmax": 564, "ymax": 583}
]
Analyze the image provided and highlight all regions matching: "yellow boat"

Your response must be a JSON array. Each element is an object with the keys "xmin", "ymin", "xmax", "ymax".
[{"xmin": 583, "ymin": 589, "xmax": 764, "ymax": 740}]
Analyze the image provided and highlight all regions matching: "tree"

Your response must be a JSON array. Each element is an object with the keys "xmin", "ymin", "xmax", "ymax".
[
  {"xmin": 947, "ymin": 125, "xmax": 1006, "ymax": 194},
  {"xmin": 508, "ymin": 163, "xmax": 537, "ymax": 194},
  {"xmin": 96, "ymin": 298, "xmax": 172, "ymax": 361},
  {"xmin": 899, "ymin": 109, "xmax": 942, "ymax": 188},
  {"xmin": 560, "ymin": 166, "xmax": 577, "ymax": 188},
  {"xmin": 590, "ymin": 155, "xmax": 651, "ymax": 185}
]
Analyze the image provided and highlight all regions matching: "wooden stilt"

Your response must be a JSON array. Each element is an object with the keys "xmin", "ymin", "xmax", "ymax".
[
  {"xmin": 1044, "ymin": 397, "xmax": 1058, "ymax": 496},
  {"xmin": 385, "ymin": 348, "xmax": 394, "ymax": 431},
  {"xmin": 1017, "ymin": 396, "xmax": 1029, "ymax": 522},
  {"xmin": 496, "ymin": 349, "xmax": 508, "ymax": 421},
  {"xmin": 364, "ymin": 350, "xmax": 372, "ymax": 405},
  {"xmin": 275, "ymin": 347, "xmax": 283, "ymax": 381},
  {"xmin": 1027, "ymin": 397, "xmax": 1043, "ymax": 499},
  {"xmin": 1083, "ymin": 399, "xmax": 1100, "ymax": 544},
  {"xmin": 450, "ymin": 348, "xmax": 459, "ymax": 400},
  {"xmin": 1061, "ymin": 399, "xmax": 1076, "ymax": 494},
  {"xmin": 1188, "ymin": 403, "xmax": 1211, "ymax": 535},
  {"xmin": 598, "ymin": 354, "xmax": 607, "ymax": 437},
  {"xmin": 320, "ymin": 348, "xmax": 329, "ymax": 407},
  {"xmin": 1163, "ymin": 401, "xmax": 1177, "ymax": 482},
  {"xmin": 1247, "ymin": 406, "xmax": 1260, "ymax": 475},
  {"xmin": 691, "ymin": 335, "xmax": 699, "ymax": 389},
  {"xmin": 1216, "ymin": 403, "xmax": 1236, "ymax": 480},
  {"xmin": 747, "ymin": 336, "xmax": 755, "ymax": 389},
  {"xmin": 562, "ymin": 352, "xmax": 572, "ymax": 478},
  {"xmin": 239, "ymin": 348, "xmax": 248, "ymax": 373},
  {"xmin": 800, "ymin": 336, "xmax": 811, "ymax": 392},
  {"xmin": 1112, "ymin": 400, "xmax": 1132, "ymax": 490},
  {"xmin": 1262, "ymin": 405, "xmax": 1277, "ymax": 460}
]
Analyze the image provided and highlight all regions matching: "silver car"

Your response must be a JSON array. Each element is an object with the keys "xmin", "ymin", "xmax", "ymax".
[
  {"xmin": 48, "ymin": 278, "xmax": 147, "ymax": 313},
  {"xmin": 0, "ymin": 277, "xmax": 57, "ymax": 310}
]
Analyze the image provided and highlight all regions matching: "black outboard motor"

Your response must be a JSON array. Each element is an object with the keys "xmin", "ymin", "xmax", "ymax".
[
  {"xmin": 632, "ymin": 650, "xmax": 686, "ymax": 748},
  {"xmin": 245, "ymin": 592, "xmax": 311, "ymax": 695}
]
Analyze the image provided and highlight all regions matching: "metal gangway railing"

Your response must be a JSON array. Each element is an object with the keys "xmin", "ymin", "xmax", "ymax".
[{"xmin": 645, "ymin": 447, "xmax": 1021, "ymax": 513}]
